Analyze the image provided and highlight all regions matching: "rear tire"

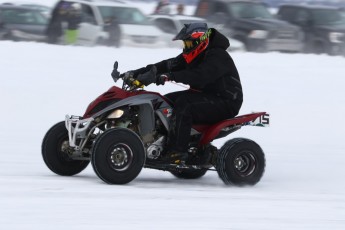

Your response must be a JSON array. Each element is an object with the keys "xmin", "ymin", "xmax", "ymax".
[
  {"xmin": 91, "ymin": 128, "xmax": 145, "ymax": 184},
  {"xmin": 216, "ymin": 138, "xmax": 265, "ymax": 186},
  {"xmin": 41, "ymin": 121, "xmax": 90, "ymax": 176}
]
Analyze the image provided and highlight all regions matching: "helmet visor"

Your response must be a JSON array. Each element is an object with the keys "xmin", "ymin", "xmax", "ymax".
[{"xmin": 183, "ymin": 40, "xmax": 194, "ymax": 49}]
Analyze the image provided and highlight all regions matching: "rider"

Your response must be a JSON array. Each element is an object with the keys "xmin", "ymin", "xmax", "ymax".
[{"xmin": 115, "ymin": 23, "xmax": 243, "ymax": 164}]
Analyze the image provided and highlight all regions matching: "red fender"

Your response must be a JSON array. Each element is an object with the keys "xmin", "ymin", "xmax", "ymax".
[{"xmin": 195, "ymin": 112, "xmax": 267, "ymax": 145}]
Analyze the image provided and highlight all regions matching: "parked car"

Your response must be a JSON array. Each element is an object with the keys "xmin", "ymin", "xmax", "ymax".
[
  {"xmin": 149, "ymin": 14, "xmax": 246, "ymax": 51},
  {"xmin": 194, "ymin": 0, "xmax": 304, "ymax": 53},
  {"xmin": 149, "ymin": 14, "xmax": 204, "ymax": 48},
  {"xmin": 277, "ymin": 4, "xmax": 345, "ymax": 55},
  {"xmin": 0, "ymin": 18, "xmax": 7, "ymax": 39},
  {"xmin": 50, "ymin": 0, "xmax": 166, "ymax": 47},
  {"xmin": 340, "ymin": 7, "xmax": 345, "ymax": 19},
  {"xmin": 0, "ymin": 5, "xmax": 48, "ymax": 42},
  {"xmin": 1, "ymin": 2, "xmax": 52, "ymax": 18}
]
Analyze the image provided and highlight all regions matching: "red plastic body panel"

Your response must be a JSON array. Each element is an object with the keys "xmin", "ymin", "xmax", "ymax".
[
  {"xmin": 83, "ymin": 86, "xmax": 165, "ymax": 118},
  {"xmin": 82, "ymin": 86, "xmax": 266, "ymax": 147},
  {"xmin": 83, "ymin": 86, "xmax": 138, "ymax": 117},
  {"xmin": 196, "ymin": 112, "xmax": 266, "ymax": 145}
]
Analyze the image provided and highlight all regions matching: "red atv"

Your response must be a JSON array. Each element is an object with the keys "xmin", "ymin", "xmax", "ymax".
[{"xmin": 42, "ymin": 62, "xmax": 269, "ymax": 185}]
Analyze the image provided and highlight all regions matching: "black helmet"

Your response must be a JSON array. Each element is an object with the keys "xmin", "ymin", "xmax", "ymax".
[
  {"xmin": 173, "ymin": 23, "xmax": 211, "ymax": 63},
  {"xmin": 173, "ymin": 22, "xmax": 208, "ymax": 41}
]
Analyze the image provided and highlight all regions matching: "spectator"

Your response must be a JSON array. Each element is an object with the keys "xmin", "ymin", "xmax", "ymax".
[
  {"xmin": 46, "ymin": 1, "xmax": 69, "ymax": 44},
  {"xmin": 153, "ymin": 0, "xmax": 170, "ymax": 14},
  {"xmin": 64, "ymin": 3, "xmax": 82, "ymax": 45},
  {"xmin": 176, "ymin": 3, "xmax": 185, "ymax": 15},
  {"xmin": 104, "ymin": 16, "xmax": 121, "ymax": 48}
]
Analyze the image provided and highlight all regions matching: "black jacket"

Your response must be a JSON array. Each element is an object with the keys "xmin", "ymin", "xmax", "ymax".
[{"xmin": 134, "ymin": 28, "xmax": 243, "ymax": 106}]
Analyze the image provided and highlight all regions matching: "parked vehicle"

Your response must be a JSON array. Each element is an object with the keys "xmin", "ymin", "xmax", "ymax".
[
  {"xmin": 340, "ymin": 7, "xmax": 345, "ymax": 19},
  {"xmin": 1, "ymin": 2, "xmax": 52, "ymax": 18},
  {"xmin": 194, "ymin": 0, "xmax": 304, "ymax": 53},
  {"xmin": 0, "ymin": 5, "xmax": 48, "ymax": 42},
  {"xmin": 277, "ymin": 4, "xmax": 345, "ymax": 55},
  {"xmin": 0, "ymin": 15, "xmax": 7, "ymax": 38},
  {"xmin": 149, "ymin": 14, "xmax": 246, "ymax": 51},
  {"xmin": 149, "ymin": 14, "xmax": 204, "ymax": 48},
  {"xmin": 264, "ymin": 0, "xmax": 345, "ymax": 9},
  {"xmin": 42, "ymin": 61, "xmax": 269, "ymax": 185},
  {"xmin": 50, "ymin": 0, "xmax": 166, "ymax": 47}
]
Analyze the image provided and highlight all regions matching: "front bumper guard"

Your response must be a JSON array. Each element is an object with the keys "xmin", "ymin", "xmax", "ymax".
[{"xmin": 65, "ymin": 115, "xmax": 94, "ymax": 148}]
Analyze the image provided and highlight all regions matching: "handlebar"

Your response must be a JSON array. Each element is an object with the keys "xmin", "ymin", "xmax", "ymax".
[
  {"xmin": 111, "ymin": 61, "xmax": 120, "ymax": 82},
  {"xmin": 122, "ymin": 73, "xmax": 144, "ymax": 90},
  {"xmin": 112, "ymin": 61, "xmax": 144, "ymax": 91}
]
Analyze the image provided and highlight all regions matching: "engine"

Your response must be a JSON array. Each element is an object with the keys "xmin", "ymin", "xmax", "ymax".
[{"xmin": 146, "ymin": 136, "xmax": 165, "ymax": 159}]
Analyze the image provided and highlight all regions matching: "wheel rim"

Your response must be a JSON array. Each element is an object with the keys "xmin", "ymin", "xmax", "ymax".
[
  {"xmin": 59, "ymin": 138, "xmax": 74, "ymax": 161},
  {"xmin": 233, "ymin": 151, "xmax": 256, "ymax": 177},
  {"xmin": 107, "ymin": 143, "xmax": 133, "ymax": 171}
]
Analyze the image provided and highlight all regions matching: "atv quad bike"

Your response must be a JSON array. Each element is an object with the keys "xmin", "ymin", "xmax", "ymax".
[{"xmin": 42, "ymin": 62, "xmax": 269, "ymax": 185}]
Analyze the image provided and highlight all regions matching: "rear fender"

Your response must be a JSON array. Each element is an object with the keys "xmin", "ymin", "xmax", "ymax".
[{"xmin": 198, "ymin": 112, "xmax": 269, "ymax": 145}]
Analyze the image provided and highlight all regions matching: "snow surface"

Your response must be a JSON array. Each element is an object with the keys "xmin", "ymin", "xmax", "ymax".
[
  {"xmin": 1, "ymin": 41, "xmax": 345, "ymax": 230},
  {"xmin": 1, "ymin": 1, "xmax": 345, "ymax": 230}
]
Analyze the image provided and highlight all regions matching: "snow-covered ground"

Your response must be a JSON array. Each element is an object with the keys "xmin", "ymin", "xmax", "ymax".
[
  {"xmin": 1, "ymin": 1, "xmax": 345, "ymax": 229},
  {"xmin": 1, "ymin": 39, "xmax": 345, "ymax": 229}
]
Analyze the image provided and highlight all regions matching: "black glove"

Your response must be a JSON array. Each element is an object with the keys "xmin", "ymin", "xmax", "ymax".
[
  {"xmin": 136, "ymin": 65, "xmax": 157, "ymax": 86},
  {"xmin": 120, "ymin": 71, "xmax": 134, "ymax": 79},
  {"xmin": 156, "ymin": 73, "xmax": 170, "ymax": 85}
]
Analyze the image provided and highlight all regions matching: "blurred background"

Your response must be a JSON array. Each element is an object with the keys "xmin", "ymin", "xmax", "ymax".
[{"xmin": 0, "ymin": 0, "xmax": 344, "ymax": 56}]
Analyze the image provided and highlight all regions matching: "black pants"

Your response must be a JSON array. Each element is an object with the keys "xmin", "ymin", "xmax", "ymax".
[{"xmin": 164, "ymin": 90, "xmax": 240, "ymax": 153}]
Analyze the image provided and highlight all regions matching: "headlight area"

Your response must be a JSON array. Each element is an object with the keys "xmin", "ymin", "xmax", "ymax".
[
  {"xmin": 329, "ymin": 32, "xmax": 344, "ymax": 43},
  {"xmin": 104, "ymin": 107, "xmax": 139, "ymax": 131},
  {"xmin": 248, "ymin": 30, "xmax": 268, "ymax": 39},
  {"xmin": 105, "ymin": 109, "xmax": 129, "ymax": 129},
  {"xmin": 107, "ymin": 109, "xmax": 124, "ymax": 119}
]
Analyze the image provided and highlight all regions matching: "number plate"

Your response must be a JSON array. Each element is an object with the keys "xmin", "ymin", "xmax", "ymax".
[{"xmin": 248, "ymin": 113, "xmax": 270, "ymax": 127}]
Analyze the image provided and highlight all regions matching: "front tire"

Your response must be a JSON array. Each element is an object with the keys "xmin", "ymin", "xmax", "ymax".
[
  {"xmin": 216, "ymin": 138, "xmax": 265, "ymax": 186},
  {"xmin": 41, "ymin": 121, "xmax": 90, "ymax": 176},
  {"xmin": 91, "ymin": 128, "xmax": 145, "ymax": 184}
]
